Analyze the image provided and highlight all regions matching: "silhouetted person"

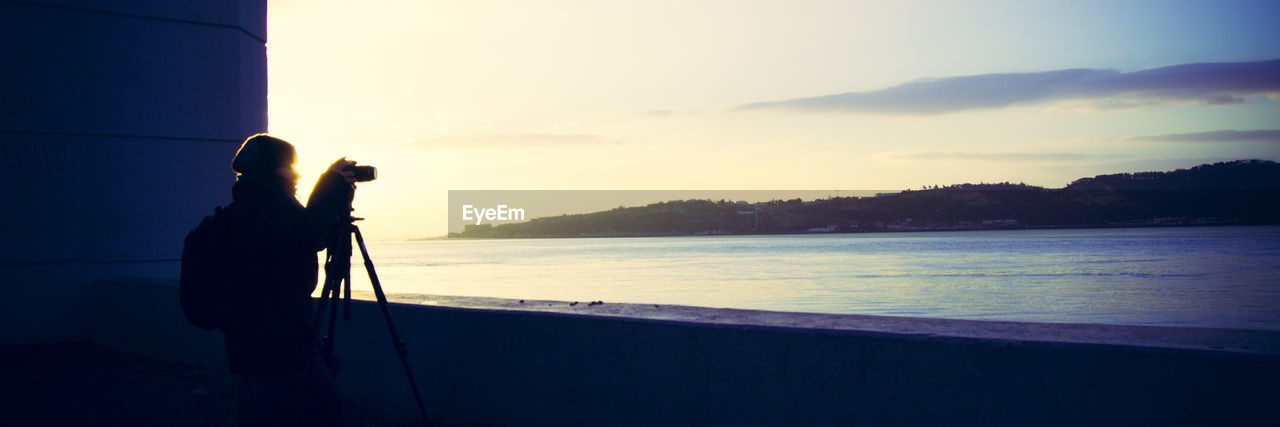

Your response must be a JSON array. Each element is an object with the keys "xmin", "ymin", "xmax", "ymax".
[{"xmin": 222, "ymin": 134, "xmax": 355, "ymax": 426}]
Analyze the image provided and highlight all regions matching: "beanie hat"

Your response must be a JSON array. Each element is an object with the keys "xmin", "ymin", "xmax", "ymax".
[{"xmin": 232, "ymin": 134, "xmax": 297, "ymax": 174}]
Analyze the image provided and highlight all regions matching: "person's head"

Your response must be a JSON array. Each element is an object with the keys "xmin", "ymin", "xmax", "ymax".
[{"xmin": 232, "ymin": 134, "xmax": 300, "ymax": 193}]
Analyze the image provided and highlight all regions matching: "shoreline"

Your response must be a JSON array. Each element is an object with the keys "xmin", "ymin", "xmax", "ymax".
[
  {"xmin": 354, "ymin": 289, "xmax": 1280, "ymax": 335},
  {"xmin": 383, "ymin": 292, "xmax": 1280, "ymax": 356},
  {"xmin": 428, "ymin": 221, "xmax": 1274, "ymax": 241}
]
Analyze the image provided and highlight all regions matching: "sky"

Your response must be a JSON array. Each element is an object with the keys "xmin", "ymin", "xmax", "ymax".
[{"xmin": 265, "ymin": 0, "xmax": 1280, "ymax": 239}]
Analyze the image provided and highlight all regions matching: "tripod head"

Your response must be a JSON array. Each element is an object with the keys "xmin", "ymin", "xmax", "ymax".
[{"xmin": 325, "ymin": 182, "xmax": 363, "ymax": 240}]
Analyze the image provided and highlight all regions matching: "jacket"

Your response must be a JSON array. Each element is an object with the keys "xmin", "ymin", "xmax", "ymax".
[{"xmin": 220, "ymin": 171, "xmax": 350, "ymax": 378}]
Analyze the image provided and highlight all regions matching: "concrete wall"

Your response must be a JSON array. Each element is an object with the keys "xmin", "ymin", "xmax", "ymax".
[
  {"xmin": 86, "ymin": 279, "xmax": 1280, "ymax": 427},
  {"xmin": 0, "ymin": 0, "xmax": 265, "ymax": 342}
]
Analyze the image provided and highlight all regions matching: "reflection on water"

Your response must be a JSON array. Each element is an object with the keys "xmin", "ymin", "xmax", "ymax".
[{"xmin": 338, "ymin": 226, "xmax": 1280, "ymax": 330}]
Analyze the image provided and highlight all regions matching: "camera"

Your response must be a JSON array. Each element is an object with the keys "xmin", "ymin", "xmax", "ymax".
[{"xmin": 346, "ymin": 164, "xmax": 377, "ymax": 182}]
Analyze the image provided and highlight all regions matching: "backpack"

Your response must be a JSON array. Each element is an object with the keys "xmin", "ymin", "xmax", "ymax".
[{"xmin": 179, "ymin": 205, "xmax": 236, "ymax": 330}]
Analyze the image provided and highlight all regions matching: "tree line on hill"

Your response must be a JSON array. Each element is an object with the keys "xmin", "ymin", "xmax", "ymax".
[{"xmin": 453, "ymin": 160, "xmax": 1280, "ymax": 238}]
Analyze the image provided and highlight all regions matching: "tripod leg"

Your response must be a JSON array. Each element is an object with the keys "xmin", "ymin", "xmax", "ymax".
[
  {"xmin": 315, "ymin": 244, "xmax": 341, "ymax": 332},
  {"xmin": 327, "ymin": 281, "xmax": 340, "ymax": 340},
  {"xmin": 343, "ymin": 260, "xmax": 353, "ymax": 322},
  {"xmin": 316, "ymin": 226, "xmax": 350, "ymax": 358},
  {"xmin": 330, "ymin": 229, "xmax": 355, "ymax": 342},
  {"xmin": 313, "ymin": 275, "xmax": 334, "ymax": 340},
  {"xmin": 314, "ymin": 252, "xmax": 343, "ymax": 361},
  {"xmin": 352, "ymin": 225, "xmax": 432, "ymax": 425}
]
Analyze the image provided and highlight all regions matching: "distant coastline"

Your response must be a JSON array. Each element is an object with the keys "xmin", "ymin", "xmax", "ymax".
[
  {"xmin": 448, "ymin": 160, "xmax": 1280, "ymax": 239},
  {"xmin": 442, "ymin": 219, "xmax": 1259, "ymax": 240}
]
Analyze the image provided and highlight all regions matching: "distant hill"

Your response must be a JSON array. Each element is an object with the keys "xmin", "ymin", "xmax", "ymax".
[
  {"xmin": 1067, "ymin": 160, "xmax": 1280, "ymax": 191},
  {"xmin": 453, "ymin": 160, "xmax": 1280, "ymax": 238}
]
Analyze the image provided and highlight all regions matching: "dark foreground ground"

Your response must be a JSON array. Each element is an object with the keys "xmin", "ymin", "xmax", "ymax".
[{"xmin": 2, "ymin": 343, "xmax": 477, "ymax": 427}]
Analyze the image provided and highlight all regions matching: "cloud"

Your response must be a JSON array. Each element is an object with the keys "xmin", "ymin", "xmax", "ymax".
[
  {"xmin": 1121, "ymin": 129, "xmax": 1280, "ymax": 144},
  {"xmin": 738, "ymin": 59, "xmax": 1280, "ymax": 115},
  {"xmin": 1203, "ymin": 94, "xmax": 1245, "ymax": 105},
  {"xmin": 886, "ymin": 151, "xmax": 1097, "ymax": 162},
  {"xmin": 407, "ymin": 133, "xmax": 616, "ymax": 149}
]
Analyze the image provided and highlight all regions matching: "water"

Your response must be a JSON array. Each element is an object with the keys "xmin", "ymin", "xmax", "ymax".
[{"xmin": 342, "ymin": 226, "xmax": 1280, "ymax": 330}]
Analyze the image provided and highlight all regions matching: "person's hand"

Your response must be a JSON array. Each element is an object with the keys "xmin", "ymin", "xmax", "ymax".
[{"xmin": 327, "ymin": 157, "xmax": 357, "ymax": 184}]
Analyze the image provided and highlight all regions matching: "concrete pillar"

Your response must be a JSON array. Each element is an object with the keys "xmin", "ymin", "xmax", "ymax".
[{"xmin": 0, "ymin": 0, "xmax": 267, "ymax": 342}]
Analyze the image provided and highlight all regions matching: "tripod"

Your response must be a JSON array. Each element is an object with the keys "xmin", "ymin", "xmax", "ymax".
[{"xmin": 314, "ymin": 212, "xmax": 431, "ymax": 425}]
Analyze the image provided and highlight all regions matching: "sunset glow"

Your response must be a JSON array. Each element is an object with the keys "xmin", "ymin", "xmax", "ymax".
[{"xmin": 267, "ymin": 0, "xmax": 1280, "ymax": 239}]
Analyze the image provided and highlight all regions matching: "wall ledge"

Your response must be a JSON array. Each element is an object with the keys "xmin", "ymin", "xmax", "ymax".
[{"xmin": 86, "ymin": 279, "xmax": 1280, "ymax": 426}]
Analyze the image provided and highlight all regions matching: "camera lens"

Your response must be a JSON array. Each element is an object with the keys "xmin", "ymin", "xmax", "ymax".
[{"xmin": 351, "ymin": 165, "xmax": 377, "ymax": 182}]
